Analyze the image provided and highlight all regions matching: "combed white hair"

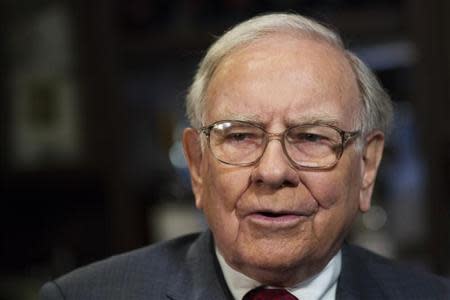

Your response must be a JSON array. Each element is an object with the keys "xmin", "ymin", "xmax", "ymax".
[{"xmin": 186, "ymin": 13, "xmax": 393, "ymax": 136}]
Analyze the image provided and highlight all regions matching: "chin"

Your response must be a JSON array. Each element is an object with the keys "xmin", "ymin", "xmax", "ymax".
[
  {"xmin": 233, "ymin": 245, "xmax": 307, "ymax": 276},
  {"xmin": 236, "ymin": 255, "xmax": 306, "ymax": 286},
  {"xmin": 228, "ymin": 238, "xmax": 334, "ymax": 286}
]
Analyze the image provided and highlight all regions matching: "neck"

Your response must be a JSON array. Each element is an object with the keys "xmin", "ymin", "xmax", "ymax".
[
  {"xmin": 237, "ymin": 259, "xmax": 330, "ymax": 287},
  {"xmin": 216, "ymin": 247, "xmax": 343, "ymax": 300}
]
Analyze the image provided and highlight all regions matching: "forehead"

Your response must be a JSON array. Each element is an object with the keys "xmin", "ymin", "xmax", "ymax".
[{"xmin": 205, "ymin": 34, "xmax": 361, "ymax": 128}]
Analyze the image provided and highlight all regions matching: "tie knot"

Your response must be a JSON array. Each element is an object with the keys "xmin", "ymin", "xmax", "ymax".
[{"xmin": 243, "ymin": 287, "xmax": 298, "ymax": 300}]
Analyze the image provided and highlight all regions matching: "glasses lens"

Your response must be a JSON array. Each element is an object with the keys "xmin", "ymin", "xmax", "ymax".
[
  {"xmin": 285, "ymin": 125, "xmax": 341, "ymax": 168},
  {"xmin": 209, "ymin": 121, "xmax": 265, "ymax": 165}
]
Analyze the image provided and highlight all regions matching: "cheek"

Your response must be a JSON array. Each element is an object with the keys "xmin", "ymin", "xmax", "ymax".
[
  {"xmin": 200, "ymin": 160, "xmax": 252, "ymax": 250},
  {"xmin": 302, "ymin": 173, "xmax": 344, "ymax": 209},
  {"xmin": 301, "ymin": 162, "xmax": 363, "ymax": 248},
  {"xmin": 201, "ymin": 157, "xmax": 251, "ymax": 215},
  {"xmin": 302, "ymin": 159, "xmax": 362, "ymax": 210}
]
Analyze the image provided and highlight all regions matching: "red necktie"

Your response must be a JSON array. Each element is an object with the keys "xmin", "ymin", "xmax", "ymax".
[{"xmin": 243, "ymin": 287, "xmax": 299, "ymax": 300}]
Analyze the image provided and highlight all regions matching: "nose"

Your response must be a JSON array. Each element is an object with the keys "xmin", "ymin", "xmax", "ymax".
[{"xmin": 250, "ymin": 138, "xmax": 300, "ymax": 189}]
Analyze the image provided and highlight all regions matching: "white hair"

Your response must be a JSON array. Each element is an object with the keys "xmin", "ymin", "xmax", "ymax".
[{"xmin": 186, "ymin": 13, "xmax": 393, "ymax": 137}]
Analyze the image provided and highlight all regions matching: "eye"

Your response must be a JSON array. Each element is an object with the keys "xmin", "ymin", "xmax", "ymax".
[
  {"xmin": 298, "ymin": 133, "xmax": 325, "ymax": 142},
  {"xmin": 210, "ymin": 121, "xmax": 264, "ymax": 147},
  {"xmin": 224, "ymin": 132, "xmax": 257, "ymax": 142},
  {"xmin": 290, "ymin": 132, "xmax": 327, "ymax": 143}
]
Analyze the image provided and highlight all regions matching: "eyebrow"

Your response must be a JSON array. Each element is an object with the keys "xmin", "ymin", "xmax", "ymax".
[
  {"xmin": 221, "ymin": 113, "xmax": 266, "ymax": 126},
  {"xmin": 285, "ymin": 116, "xmax": 341, "ymax": 127},
  {"xmin": 220, "ymin": 113, "xmax": 342, "ymax": 128}
]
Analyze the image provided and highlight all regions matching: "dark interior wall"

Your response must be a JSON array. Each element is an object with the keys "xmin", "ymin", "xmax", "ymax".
[
  {"xmin": 1, "ymin": 3, "xmax": 449, "ymax": 299},
  {"xmin": 410, "ymin": 0, "xmax": 450, "ymax": 274}
]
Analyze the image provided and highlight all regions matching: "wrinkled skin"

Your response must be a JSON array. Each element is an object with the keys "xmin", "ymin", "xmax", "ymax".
[{"xmin": 183, "ymin": 34, "xmax": 385, "ymax": 286}]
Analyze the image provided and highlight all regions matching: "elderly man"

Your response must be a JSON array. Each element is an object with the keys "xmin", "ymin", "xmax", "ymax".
[{"xmin": 40, "ymin": 13, "xmax": 450, "ymax": 300}]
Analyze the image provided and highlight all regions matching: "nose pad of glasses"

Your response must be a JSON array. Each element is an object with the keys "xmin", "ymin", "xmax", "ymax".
[
  {"xmin": 265, "ymin": 135, "xmax": 294, "ymax": 166},
  {"xmin": 252, "ymin": 138, "xmax": 300, "ymax": 188}
]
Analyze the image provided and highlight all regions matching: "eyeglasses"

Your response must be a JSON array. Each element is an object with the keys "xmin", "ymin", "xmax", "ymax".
[{"xmin": 199, "ymin": 120, "xmax": 360, "ymax": 170}]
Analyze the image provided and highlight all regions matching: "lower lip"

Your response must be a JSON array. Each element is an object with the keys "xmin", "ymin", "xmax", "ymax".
[{"xmin": 246, "ymin": 213, "xmax": 305, "ymax": 228}]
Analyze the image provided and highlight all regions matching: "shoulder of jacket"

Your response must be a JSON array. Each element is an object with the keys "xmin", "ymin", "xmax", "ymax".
[
  {"xmin": 51, "ymin": 232, "xmax": 202, "ymax": 293},
  {"xmin": 343, "ymin": 243, "xmax": 450, "ymax": 298}
]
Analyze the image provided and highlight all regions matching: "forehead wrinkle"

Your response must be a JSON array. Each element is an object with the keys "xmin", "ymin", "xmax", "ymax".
[
  {"xmin": 205, "ymin": 35, "xmax": 361, "ymax": 131},
  {"xmin": 208, "ymin": 108, "xmax": 345, "ymax": 130},
  {"xmin": 206, "ymin": 96, "xmax": 357, "ymax": 130},
  {"xmin": 208, "ymin": 111, "xmax": 267, "ymax": 126},
  {"xmin": 285, "ymin": 115, "xmax": 341, "ymax": 127}
]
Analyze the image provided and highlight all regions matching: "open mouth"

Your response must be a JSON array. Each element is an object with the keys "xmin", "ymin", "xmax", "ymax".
[
  {"xmin": 253, "ymin": 210, "xmax": 302, "ymax": 221},
  {"xmin": 247, "ymin": 211, "xmax": 303, "ymax": 228},
  {"xmin": 259, "ymin": 211, "xmax": 289, "ymax": 218}
]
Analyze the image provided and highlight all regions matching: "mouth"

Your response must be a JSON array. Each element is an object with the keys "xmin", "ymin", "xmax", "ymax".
[
  {"xmin": 258, "ymin": 211, "xmax": 294, "ymax": 218},
  {"xmin": 246, "ymin": 210, "xmax": 307, "ymax": 227}
]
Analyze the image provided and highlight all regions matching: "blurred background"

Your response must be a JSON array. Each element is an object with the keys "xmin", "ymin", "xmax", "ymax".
[{"xmin": 1, "ymin": 0, "xmax": 449, "ymax": 299}]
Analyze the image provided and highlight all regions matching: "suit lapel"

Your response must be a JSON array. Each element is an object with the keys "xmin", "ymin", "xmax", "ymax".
[
  {"xmin": 166, "ymin": 235, "xmax": 391, "ymax": 300},
  {"xmin": 336, "ymin": 244, "xmax": 387, "ymax": 300},
  {"xmin": 166, "ymin": 231, "xmax": 233, "ymax": 300}
]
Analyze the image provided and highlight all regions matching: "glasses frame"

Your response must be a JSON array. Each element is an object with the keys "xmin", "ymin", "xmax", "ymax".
[{"xmin": 199, "ymin": 120, "xmax": 360, "ymax": 170}]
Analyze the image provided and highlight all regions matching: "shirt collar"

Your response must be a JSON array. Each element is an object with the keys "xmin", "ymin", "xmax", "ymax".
[{"xmin": 216, "ymin": 248, "xmax": 342, "ymax": 300}]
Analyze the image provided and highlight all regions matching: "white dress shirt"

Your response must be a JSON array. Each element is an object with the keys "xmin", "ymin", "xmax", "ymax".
[{"xmin": 216, "ymin": 248, "xmax": 342, "ymax": 300}]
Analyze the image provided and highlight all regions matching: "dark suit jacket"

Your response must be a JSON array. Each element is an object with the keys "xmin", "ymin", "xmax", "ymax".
[{"xmin": 40, "ymin": 231, "xmax": 450, "ymax": 300}]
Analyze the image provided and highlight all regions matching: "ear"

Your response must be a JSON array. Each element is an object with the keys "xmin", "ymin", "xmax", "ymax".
[
  {"xmin": 359, "ymin": 131, "xmax": 385, "ymax": 212},
  {"xmin": 182, "ymin": 128, "xmax": 205, "ymax": 210}
]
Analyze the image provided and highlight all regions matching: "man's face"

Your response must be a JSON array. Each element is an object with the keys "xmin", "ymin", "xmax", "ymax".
[{"xmin": 183, "ymin": 34, "xmax": 384, "ymax": 285}]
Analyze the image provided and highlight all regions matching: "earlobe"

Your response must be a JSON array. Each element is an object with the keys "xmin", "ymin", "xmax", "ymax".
[
  {"xmin": 182, "ymin": 128, "xmax": 204, "ymax": 209},
  {"xmin": 359, "ymin": 131, "xmax": 385, "ymax": 212}
]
